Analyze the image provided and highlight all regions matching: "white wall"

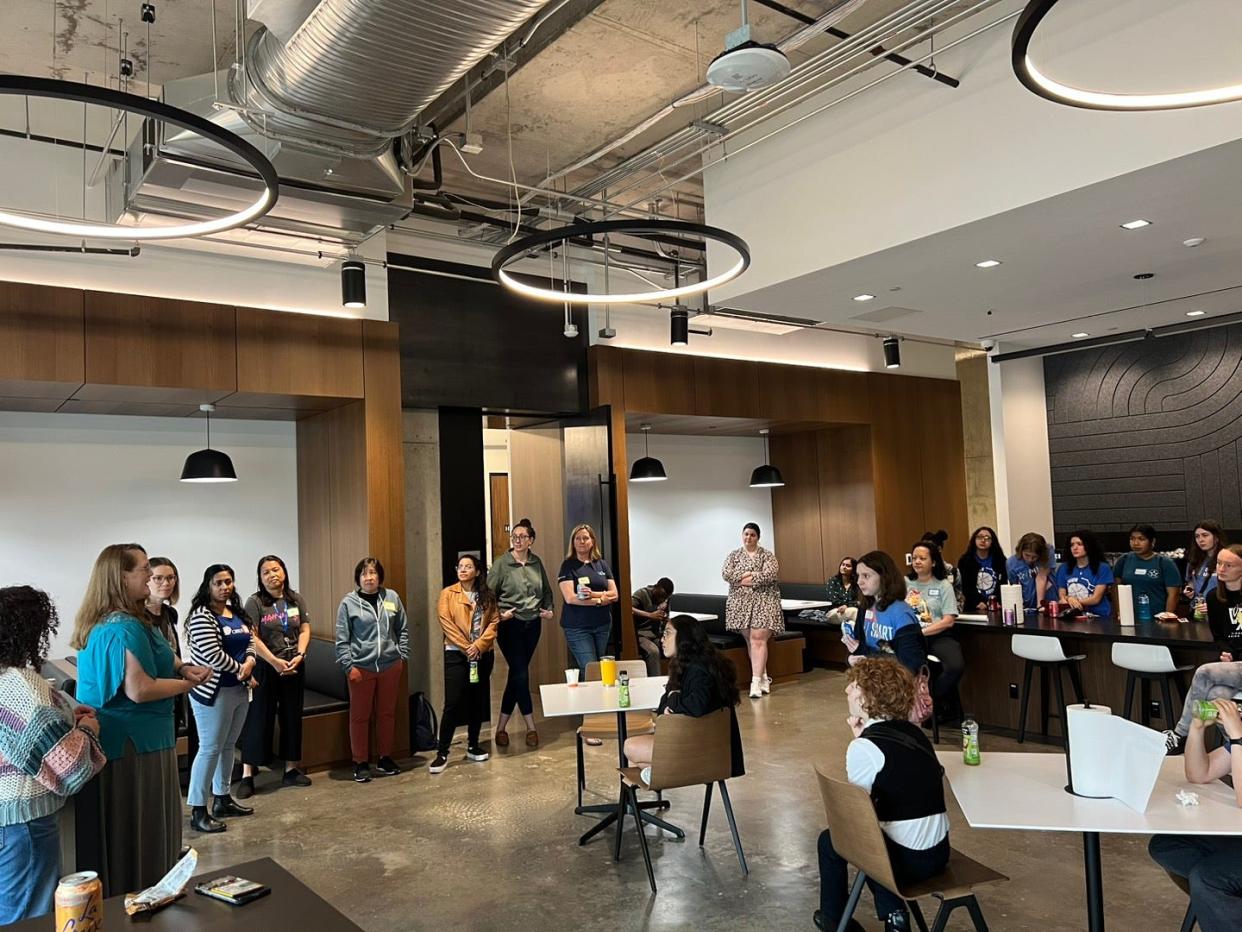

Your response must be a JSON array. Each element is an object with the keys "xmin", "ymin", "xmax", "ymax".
[
  {"xmin": 988, "ymin": 355, "xmax": 1054, "ymax": 551},
  {"xmin": 0, "ymin": 412, "xmax": 299, "ymax": 659},
  {"xmin": 626, "ymin": 434, "xmax": 774, "ymax": 596}
]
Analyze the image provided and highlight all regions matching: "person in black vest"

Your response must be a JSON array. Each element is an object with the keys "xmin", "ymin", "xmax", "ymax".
[{"xmin": 816, "ymin": 657, "xmax": 950, "ymax": 932}]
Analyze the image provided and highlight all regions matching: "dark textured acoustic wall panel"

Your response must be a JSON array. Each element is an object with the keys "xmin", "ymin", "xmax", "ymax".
[{"xmin": 1044, "ymin": 325, "xmax": 1242, "ymax": 536}]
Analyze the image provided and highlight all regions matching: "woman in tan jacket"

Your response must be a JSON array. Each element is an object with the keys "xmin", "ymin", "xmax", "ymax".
[{"xmin": 430, "ymin": 554, "xmax": 500, "ymax": 774}]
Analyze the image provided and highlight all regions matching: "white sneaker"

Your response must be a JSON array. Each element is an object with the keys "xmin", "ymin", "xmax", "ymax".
[
  {"xmin": 749, "ymin": 677, "xmax": 762, "ymax": 699},
  {"xmin": 761, "ymin": 674, "xmax": 772, "ymax": 695}
]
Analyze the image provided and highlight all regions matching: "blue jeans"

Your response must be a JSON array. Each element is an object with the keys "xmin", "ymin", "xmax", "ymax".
[
  {"xmin": 188, "ymin": 686, "xmax": 249, "ymax": 806},
  {"xmin": 0, "ymin": 813, "xmax": 59, "ymax": 924},
  {"xmin": 1150, "ymin": 834, "xmax": 1242, "ymax": 932},
  {"xmin": 564, "ymin": 621, "xmax": 612, "ymax": 675}
]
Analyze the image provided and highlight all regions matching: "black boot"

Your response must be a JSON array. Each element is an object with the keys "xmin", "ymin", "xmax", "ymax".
[
  {"xmin": 190, "ymin": 805, "xmax": 226, "ymax": 833},
  {"xmin": 212, "ymin": 794, "xmax": 254, "ymax": 818}
]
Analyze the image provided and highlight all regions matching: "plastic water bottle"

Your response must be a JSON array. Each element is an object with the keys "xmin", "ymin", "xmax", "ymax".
[
  {"xmin": 1194, "ymin": 699, "xmax": 1242, "ymax": 721},
  {"xmin": 469, "ymin": 660, "xmax": 479, "ymax": 684},
  {"xmin": 1137, "ymin": 593, "xmax": 1152, "ymax": 622},
  {"xmin": 962, "ymin": 715, "xmax": 981, "ymax": 765},
  {"xmin": 617, "ymin": 670, "xmax": 631, "ymax": 708}
]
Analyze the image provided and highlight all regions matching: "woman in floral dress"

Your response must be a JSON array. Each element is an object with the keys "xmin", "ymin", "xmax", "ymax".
[{"xmin": 722, "ymin": 522, "xmax": 783, "ymax": 699}]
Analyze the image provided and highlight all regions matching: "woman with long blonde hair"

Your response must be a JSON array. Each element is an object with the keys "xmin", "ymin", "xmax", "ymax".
[
  {"xmin": 72, "ymin": 543, "xmax": 210, "ymax": 895},
  {"xmin": 557, "ymin": 522, "xmax": 619, "ymax": 675}
]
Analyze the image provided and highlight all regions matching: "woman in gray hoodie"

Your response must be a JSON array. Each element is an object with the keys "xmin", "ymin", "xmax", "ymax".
[{"xmin": 335, "ymin": 557, "xmax": 408, "ymax": 784}]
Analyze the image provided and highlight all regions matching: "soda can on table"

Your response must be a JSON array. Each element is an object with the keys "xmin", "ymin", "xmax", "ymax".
[
  {"xmin": 56, "ymin": 871, "xmax": 103, "ymax": 931},
  {"xmin": 1047, "ymin": 600, "xmax": 1061, "ymax": 618}
]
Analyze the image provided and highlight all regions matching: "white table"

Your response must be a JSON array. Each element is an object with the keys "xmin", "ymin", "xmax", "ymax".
[
  {"xmin": 939, "ymin": 751, "xmax": 1242, "ymax": 931},
  {"xmin": 781, "ymin": 599, "xmax": 831, "ymax": 612},
  {"xmin": 540, "ymin": 677, "xmax": 684, "ymax": 846},
  {"xmin": 674, "ymin": 611, "xmax": 718, "ymax": 623}
]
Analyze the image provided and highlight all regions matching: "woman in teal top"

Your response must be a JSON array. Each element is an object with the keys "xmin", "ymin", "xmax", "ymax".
[{"xmin": 70, "ymin": 543, "xmax": 209, "ymax": 896}]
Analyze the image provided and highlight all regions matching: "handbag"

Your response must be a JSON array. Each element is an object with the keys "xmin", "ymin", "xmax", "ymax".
[{"xmin": 908, "ymin": 663, "xmax": 934, "ymax": 725}]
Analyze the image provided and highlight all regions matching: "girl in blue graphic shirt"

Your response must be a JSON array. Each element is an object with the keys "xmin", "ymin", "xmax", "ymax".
[
  {"xmin": 957, "ymin": 526, "xmax": 1007, "ymax": 612},
  {"xmin": 1055, "ymin": 530, "xmax": 1114, "ymax": 617},
  {"xmin": 842, "ymin": 550, "xmax": 926, "ymax": 675},
  {"xmin": 1184, "ymin": 521, "xmax": 1226, "ymax": 603},
  {"xmin": 1006, "ymin": 532, "xmax": 1053, "ymax": 610}
]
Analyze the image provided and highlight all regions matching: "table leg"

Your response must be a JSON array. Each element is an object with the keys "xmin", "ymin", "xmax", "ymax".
[{"xmin": 1083, "ymin": 831, "xmax": 1105, "ymax": 932}]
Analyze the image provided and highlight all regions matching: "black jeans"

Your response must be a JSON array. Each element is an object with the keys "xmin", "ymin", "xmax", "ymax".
[
  {"xmin": 497, "ymin": 617, "xmax": 542, "ymax": 717},
  {"xmin": 240, "ymin": 662, "xmax": 305, "ymax": 766},
  {"xmin": 1150, "ymin": 834, "xmax": 1242, "ymax": 932},
  {"xmin": 438, "ymin": 650, "xmax": 495, "ymax": 753},
  {"xmin": 926, "ymin": 632, "xmax": 964, "ymax": 708},
  {"xmin": 819, "ymin": 829, "xmax": 949, "ymax": 922}
]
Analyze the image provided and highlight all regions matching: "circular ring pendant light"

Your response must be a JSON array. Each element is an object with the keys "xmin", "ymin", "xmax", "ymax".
[
  {"xmin": 491, "ymin": 219, "xmax": 750, "ymax": 305},
  {"xmin": 1012, "ymin": 0, "xmax": 1242, "ymax": 111},
  {"xmin": 0, "ymin": 75, "xmax": 279, "ymax": 239}
]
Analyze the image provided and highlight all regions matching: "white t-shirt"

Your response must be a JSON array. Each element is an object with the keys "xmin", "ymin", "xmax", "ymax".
[{"xmin": 846, "ymin": 718, "xmax": 950, "ymax": 851}]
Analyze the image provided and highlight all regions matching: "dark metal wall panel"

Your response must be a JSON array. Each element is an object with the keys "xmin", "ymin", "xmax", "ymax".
[{"xmin": 1045, "ymin": 324, "xmax": 1242, "ymax": 541}]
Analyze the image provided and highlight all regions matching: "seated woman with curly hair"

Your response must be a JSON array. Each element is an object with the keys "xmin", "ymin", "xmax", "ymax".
[{"xmin": 816, "ymin": 658, "xmax": 949, "ymax": 932}]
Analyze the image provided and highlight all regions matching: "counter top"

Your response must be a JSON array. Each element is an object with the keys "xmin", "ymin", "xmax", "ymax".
[{"xmin": 955, "ymin": 611, "xmax": 1217, "ymax": 648}]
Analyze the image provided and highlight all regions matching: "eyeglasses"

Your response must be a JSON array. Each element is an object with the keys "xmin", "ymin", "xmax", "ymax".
[
  {"xmin": 151, "ymin": 575, "xmax": 176, "ymax": 584},
  {"xmin": 510, "ymin": 534, "xmax": 531, "ymax": 542}
]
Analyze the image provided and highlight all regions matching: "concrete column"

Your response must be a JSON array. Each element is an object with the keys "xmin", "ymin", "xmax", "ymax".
[
  {"xmin": 403, "ymin": 409, "xmax": 444, "ymax": 704},
  {"xmin": 988, "ymin": 355, "xmax": 1056, "ymax": 552},
  {"xmin": 956, "ymin": 349, "xmax": 999, "ymax": 537}
]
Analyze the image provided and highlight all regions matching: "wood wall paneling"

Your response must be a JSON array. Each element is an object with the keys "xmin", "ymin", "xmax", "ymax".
[
  {"xmin": 588, "ymin": 345, "xmax": 625, "ymax": 409},
  {"xmin": 363, "ymin": 321, "xmax": 407, "ymax": 601},
  {"xmin": 233, "ymin": 308, "xmax": 364, "ymax": 406},
  {"xmin": 818, "ymin": 425, "xmax": 878, "ymax": 566},
  {"xmin": 622, "ymin": 350, "xmax": 696, "ymax": 414},
  {"xmin": 758, "ymin": 364, "xmax": 822, "ymax": 421},
  {"xmin": 918, "ymin": 379, "xmax": 969, "ymax": 548},
  {"xmin": 816, "ymin": 368, "xmax": 871, "ymax": 424},
  {"xmin": 693, "ymin": 356, "xmax": 761, "ymax": 417},
  {"xmin": 609, "ymin": 409, "xmax": 637, "ymax": 660},
  {"xmin": 0, "ymin": 282, "xmax": 84, "ymax": 398},
  {"xmin": 769, "ymin": 432, "xmax": 826, "ymax": 583},
  {"xmin": 866, "ymin": 372, "xmax": 930, "ymax": 556},
  {"xmin": 80, "ymin": 291, "xmax": 237, "ymax": 403}
]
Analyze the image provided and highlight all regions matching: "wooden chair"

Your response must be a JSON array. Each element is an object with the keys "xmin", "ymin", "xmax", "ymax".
[
  {"xmin": 576, "ymin": 660, "xmax": 656, "ymax": 810},
  {"xmin": 814, "ymin": 766, "xmax": 1007, "ymax": 932},
  {"xmin": 617, "ymin": 707, "xmax": 745, "ymax": 893}
]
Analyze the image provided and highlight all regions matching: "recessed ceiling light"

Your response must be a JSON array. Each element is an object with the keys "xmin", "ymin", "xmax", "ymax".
[
  {"xmin": 1186, "ymin": 310, "xmax": 1206, "ymax": 317},
  {"xmin": 853, "ymin": 293, "xmax": 875, "ymax": 302},
  {"xmin": 975, "ymin": 259, "xmax": 1002, "ymax": 269},
  {"xmin": 1120, "ymin": 219, "xmax": 1152, "ymax": 230},
  {"xmin": 1072, "ymin": 332, "xmax": 1090, "ymax": 339}
]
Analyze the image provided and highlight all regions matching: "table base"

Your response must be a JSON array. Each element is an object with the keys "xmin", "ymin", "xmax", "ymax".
[{"xmin": 578, "ymin": 798, "xmax": 683, "ymax": 846}]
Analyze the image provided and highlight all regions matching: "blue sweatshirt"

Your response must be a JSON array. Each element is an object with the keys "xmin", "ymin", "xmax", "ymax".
[
  {"xmin": 335, "ymin": 588, "xmax": 409, "ymax": 673},
  {"xmin": 848, "ymin": 600, "xmax": 927, "ymax": 674}
]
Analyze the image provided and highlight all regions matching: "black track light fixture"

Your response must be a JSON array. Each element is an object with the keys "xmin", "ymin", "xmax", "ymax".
[
  {"xmin": 883, "ymin": 336, "xmax": 901, "ymax": 369},
  {"xmin": 629, "ymin": 423, "xmax": 668, "ymax": 483},
  {"xmin": 748, "ymin": 428, "xmax": 784, "ymax": 488},
  {"xmin": 342, "ymin": 259, "xmax": 366, "ymax": 308},
  {"xmin": 670, "ymin": 307, "xmax": 689, "ymax": 346},
  {"xmin": 180, "ymin": 404, "xmax": 238, "ymax": 483}
]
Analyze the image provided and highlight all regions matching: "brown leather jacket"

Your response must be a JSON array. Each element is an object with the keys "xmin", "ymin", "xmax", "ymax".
[{"xmin": 437, "ymin": 582, "xmax": 499, "ymax": 653}]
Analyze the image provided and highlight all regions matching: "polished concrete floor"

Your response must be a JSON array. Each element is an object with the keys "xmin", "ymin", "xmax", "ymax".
[{"xmin": 192, "ymin": 668, "xmax": 1191, "ymax": 931}]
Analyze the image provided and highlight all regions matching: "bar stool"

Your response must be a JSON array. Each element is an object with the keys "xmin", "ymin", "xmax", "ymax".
[
  {"xmin": 1111, "ymin": 643, "xmax": 1193, "ymax": 729},
  {"xmin": 1011, "ymin": 634, "xmax": 1086, "ymax": 743}
]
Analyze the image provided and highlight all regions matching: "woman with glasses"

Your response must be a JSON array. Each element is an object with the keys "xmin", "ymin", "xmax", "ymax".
[
  {"xmin": 237, "ymin": 555, "xmax": 312, "ymax": 798},
  {"xmin": 557, "ymin": 523, "xmax": 619, "ymax": 675},
  {"xmin": 957, "ymin": 527, "xmax": 1007, "ymax": 613},
  {"xmin": 144, "ymin": 558, "xmax": 192, "ymax": 745},
  {"xmin": 487, "ymin": 519, "xmax": 554, "ymax": 749}
]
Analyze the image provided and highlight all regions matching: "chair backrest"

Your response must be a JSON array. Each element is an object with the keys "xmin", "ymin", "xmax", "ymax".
[
  {"xmin": 814, "ymin": 765, "xmax": 902, "ymax": 895},
  {"xmin": 585, "ymin": 659, "xmax": 648, "ymax": 681},
  {"xmin": 647, "ymin": 708, "xmax": 733, "ymax": 790},
  {"xmin": 1111, "ymin": 642, "xmax": 1176, "ymax": 674},
  {"xmin": 1011, "ymin": 633, "xmax": 1069, "ymax": 662}
]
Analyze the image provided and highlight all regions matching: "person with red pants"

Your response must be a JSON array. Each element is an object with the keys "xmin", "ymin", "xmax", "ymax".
[{"xmin": 335, "ymin": 557, "xmax": 409, "ymax": 784}]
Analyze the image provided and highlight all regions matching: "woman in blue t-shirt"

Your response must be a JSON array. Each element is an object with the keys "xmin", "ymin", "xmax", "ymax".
[
  {"xmin": 1055, "ymin": 530, "xmax": 1114, "ymax": 617},
  {"xmin": 957, "ymin": 526, "xmax": 1007, "ymax": 612},
  {"xmin": 1006, "ymin": 532, "xmax": 1053, "ymax": 610},
  {"xmin": 1184, "ymin": 521, "xmax": 1226, "ymax": 605},
  {"xmin": 1112, "ymin": 524, "xmax": 1181, "ymax": 615},
  {"xmin": 842, "ymin": 550, "xmax": 926, "ymax": 675},
  {"xmin": 557, "ymin": 523, "xmax": 619, "ymax": 675}
]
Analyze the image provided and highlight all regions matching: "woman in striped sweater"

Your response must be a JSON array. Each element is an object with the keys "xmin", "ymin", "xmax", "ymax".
[
  {"xmin": 0, "ymin": 586, "xmax": 106, "ymax": 924},
  {"xmin": 186, "ymin": 565, "xmax": 257, "ymax": 834}
]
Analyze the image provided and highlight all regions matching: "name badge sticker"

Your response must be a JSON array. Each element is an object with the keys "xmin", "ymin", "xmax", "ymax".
[
  {"xmin": 384, "ymin": 600, "xmax": 398, "ymax": 612},
  {"xmin": 287, "ymin": 606, "xmax": 300, "ymax": 618}
]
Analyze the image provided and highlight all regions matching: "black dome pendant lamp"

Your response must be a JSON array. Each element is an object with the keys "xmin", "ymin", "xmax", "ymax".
[
  {"xmin": 629, "ymin": 423, "xmax": 668, "ymax": 482},
  {"xmin": 180, "ymin": 403, "xmax": 238, "ymax": 483},
  {"xmin": 749, "ymin": 428, "xmax": 784, "ymax": 488}
]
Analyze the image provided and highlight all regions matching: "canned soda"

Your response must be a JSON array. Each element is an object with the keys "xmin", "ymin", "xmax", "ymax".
[
  {"xmin": 56, "ymin": 871, "xmax": 102, "ymax": 931},
  {"xmin": 468, "ymin": 660, "xmax": 479, "ymax": 684},
  {"xmin": 1047, "ymin": 600, "xmax": 1061, "ymax": 618}
]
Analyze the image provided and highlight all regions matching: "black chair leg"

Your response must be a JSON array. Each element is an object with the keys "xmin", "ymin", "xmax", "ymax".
[
  {"xmin": 1160, "ymin": 675, "xmax": 1177, "ymax": 730},
  {"xmin": 699, "ymin": 783, "xmax": 714, "ymax": 846},
  {"xmin": 1017, "ymin": 660, "xmax": 1034, "ymax": 744},
  {"xmin": 718, "ymin": 781, "xmax": 748, "ymax": 875},
  {"xmin": 1175, "ymin": 671, "xmax": 1189, "ymax": 704},
  {"xmin": 1180, "ymin": 901, "xmax": 1197, "ymax": 932},
  {"xmin": 929, "ymin": 901, "xmax": 955, "ymax": 932},
  {"xmin": 909, "ymin": 899, "xmax": 931, "ymax": 932},
  {"xmin": 1067, "ymin": 660, "xmax": 1085, "ymax": 705},
  {"xmin": 1122, "ymin": 670, "xmax": 1136, "ymax": 723},
  {"xmin": 612, "ymin": 785, "xmax": 626, "ymax": 862},
  {"xmin": 1039, "ymin": 665, "xmax": 1051, "ymax": 737},
  {"xmin": 627, "ymin": 786, "xmax": 656, "ymax": 893},
  {"xmin": 1052, "ymin": 664, "xmax": 1069, "ymax": 743},
  {"xmin": 836, "ymin": 871, "xmax": 867, "ymax": 932},
  {"xmin": 963, "ymin": 895, "xmax": 990, "ymax": 931},
  {"xmin": 1141, "ymin": 677, "xmax": 1152, "ymax": 728},
  {"xmin": 576, "ymin": 734, "xmax": 585, "ymax": 809}
]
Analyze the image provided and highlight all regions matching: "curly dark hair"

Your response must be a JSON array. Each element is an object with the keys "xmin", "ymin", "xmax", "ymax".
[
  {"xmin": 0, "ymin": 586, "xmax": 58, "ymax": 670},
  {"xmin": 666, "ymin": 616, "xmax": 740, "ymax": 707}
]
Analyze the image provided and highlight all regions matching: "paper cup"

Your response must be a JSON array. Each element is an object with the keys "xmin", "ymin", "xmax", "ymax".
[{"xmin": 565, "ymin": 668, "xmax": 580, "ymax": 687}]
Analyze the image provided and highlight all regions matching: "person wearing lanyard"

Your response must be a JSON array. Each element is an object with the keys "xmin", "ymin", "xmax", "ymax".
[
  {"xmin": 430, "ymin": 554, "xmax": 500, "ymax": 775},
  {"xmin": 335, "ymin": 556, "xmax": 409, "ymax": 784},
  {"xmin": 905, "ymin": 540, "xmax": 963, "ymax": 723},
  {"xmin": 238, "ymin": 555, "xmax": 313, "ymax": 799},
  {"xmin": 557, "ymin": 523, "xmax": 620, "ymax": 676},
  {"xmin": 185, "ymin": 564, "xmax": 258, "ymax": 834},
  {"xmin": 487, "ymin": 518, "xmax": 554, "ymax": 750}
]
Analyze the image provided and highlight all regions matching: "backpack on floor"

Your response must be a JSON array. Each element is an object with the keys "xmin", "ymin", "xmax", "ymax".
[{"xmin": 410, "ymin": 692, "xmax": 439, "ymax": 752}]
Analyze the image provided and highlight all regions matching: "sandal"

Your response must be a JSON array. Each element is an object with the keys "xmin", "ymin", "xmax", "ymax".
[{"xmin": 525, "ymin": 730, "xmax": 540, "ymax": 748}]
